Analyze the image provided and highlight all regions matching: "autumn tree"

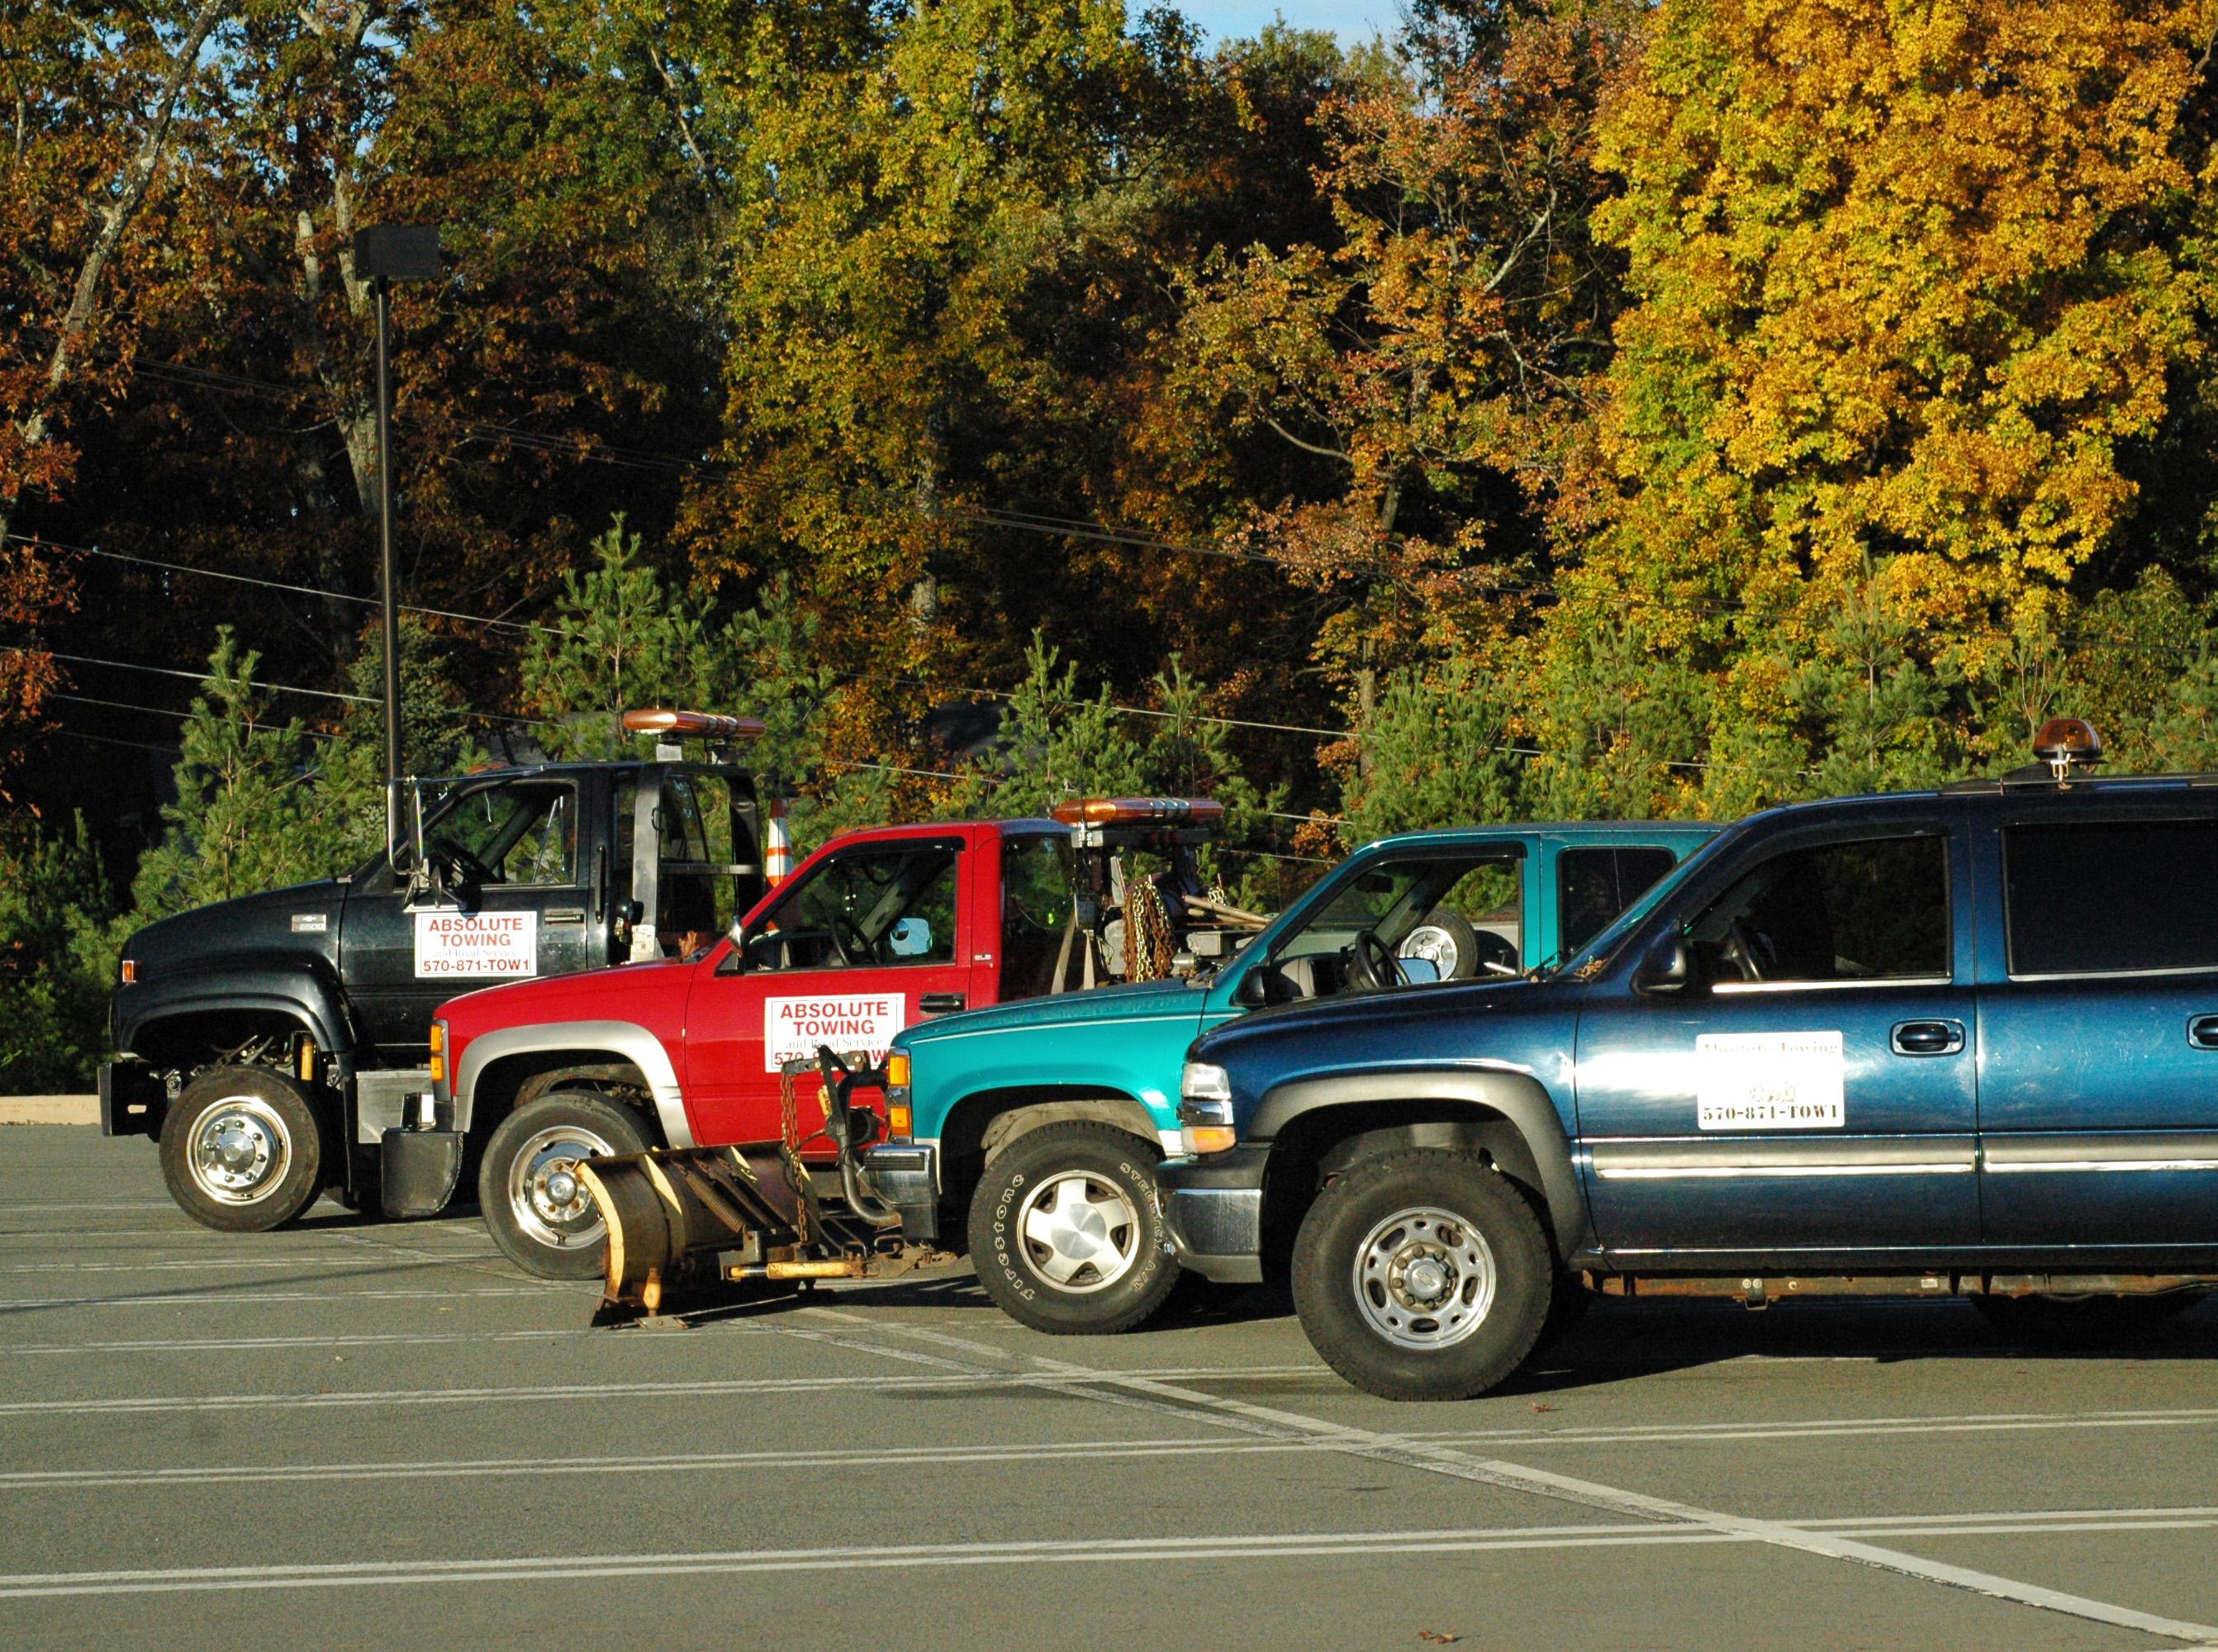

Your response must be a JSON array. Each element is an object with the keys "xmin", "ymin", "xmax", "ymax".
[
  {"xmin": 0, "ymin": 0, "xmax": 230, "ymax": 551},
  {"xmin": 1570, "ymin": 0, "xmax": 2218, "ymax": 802},
  {"xmin": 1169, "ymin": 2, "xmax": 1636, "ymax": 721}
]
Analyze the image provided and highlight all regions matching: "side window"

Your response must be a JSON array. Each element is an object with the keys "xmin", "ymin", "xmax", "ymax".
[
  {"xmin": 1558, "ymin": 846, "xmax": 1679, "ymax": 960},
  {"xmin": 1000, "ymin": 833, "xmax": 1075, "ymax": 999},
  {"xmin": 2006, "ymin": 819, "xmax": 2218, "ymax": 976},
  {"xmin": 1268, "ymin": 848, "xmax": 1523, "ymax": 996},
  {"xmin": 425, "ymin": 780, "xmax": 577, "ymax": 887},
  {"xmin": 1689, "ymin": 835, "xmax": 1948, "ymax": 985},
  {"xmin": 745, "ymin": 844, "xmax": 961, "ymax": 972}
]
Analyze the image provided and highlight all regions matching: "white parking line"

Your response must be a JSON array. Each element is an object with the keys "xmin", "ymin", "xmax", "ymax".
[
  {"xmin": 2, "ymin": 1506, "xmax": 2215, "ymax": 1598},
  {"xmin": 0, "ymin": 1201, "xmax": 180, "ymax": 1213},
  {"xmin": 2, "ymin": 1326, "xmax": 777, "ymax": 1358},
  {"xmin": 0, "ymin": 1364, "xmax": 1325, "ymax": 1419},
  {"xmin": 7, "ymin": 1414, "xmax": 2217, "ymax": 1490},
  {"xmin": 825, "ymin": 1313, "xmax": 2218, "ymax": 1646},
  {"xmin": 0, "ymin": 1285, "xmax": 566, "ymax": 1309},
  {"xmin": 0, "ymin": 1253, "xmax": 507, "ymax": 1273}
]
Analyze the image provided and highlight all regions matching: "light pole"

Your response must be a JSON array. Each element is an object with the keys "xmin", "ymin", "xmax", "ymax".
[{"xmin": 350, "ymin": 223, "xmax": 441, "ymax": 860}]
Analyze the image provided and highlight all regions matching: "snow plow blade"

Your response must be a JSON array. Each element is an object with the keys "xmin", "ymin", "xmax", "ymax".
[{"xmin": 579, "ymin": 1051, "xmax": 905, "ymax": 1326}]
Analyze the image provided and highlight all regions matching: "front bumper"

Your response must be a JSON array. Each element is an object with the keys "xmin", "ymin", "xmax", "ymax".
[
  {"xmin": 863, "ymin": 1143, "xmax": 939, "ymax": 1246},
  {"xmin": 99, "ymin": 1060, "xmax": 166, "ymax": 1138},
  {"xmin": 1156, "ymin": 1146, "xmax": 1269, "ymax": 1284}
]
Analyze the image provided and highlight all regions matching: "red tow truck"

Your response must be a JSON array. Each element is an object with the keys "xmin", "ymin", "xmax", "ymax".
[{"xmin": 430, "ymin": 798, "xmax": 1229, "ymax": 1276}]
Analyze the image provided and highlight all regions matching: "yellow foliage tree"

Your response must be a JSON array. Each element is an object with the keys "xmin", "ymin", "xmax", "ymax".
[{"xmin": 1570, "ymin": 0, "xmax": 2218, "ymax": 727}]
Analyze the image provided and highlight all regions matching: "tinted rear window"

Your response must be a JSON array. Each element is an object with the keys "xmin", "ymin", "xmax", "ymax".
[
  {"xmin": 1557, "ymin": 846, "xmax": 1679, "ymax": 957},
  {"xmin": 2006, "ymin": 819, "xmax": 2218, "ymax": 976}
]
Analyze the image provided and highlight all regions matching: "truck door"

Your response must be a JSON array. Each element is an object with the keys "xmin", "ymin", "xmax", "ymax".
[
  {"xmin": 344, "ymin": 776, "xmax": 595, "ymax": 1060},
  {"xmin": 1975, "ymin": 808, "xmax": 2218, "ymax": 1247},
  {"xmin": 1574, "ymin": 819, "xmax": 1980, "ymax": 1255},
  {"xmin": 678, "ymin": 833, "xmax": 981, "ymax": 1146}
]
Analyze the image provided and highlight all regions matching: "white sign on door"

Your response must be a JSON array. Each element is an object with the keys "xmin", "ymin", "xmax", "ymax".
[
  {"xmin": 1695, "ymin": 1030, "xmax": 1844, "ymax": 1130},
  {"xmin": 414, "ymin": 910, "xmax": 539, "ymax": 979},
  {"xmin": 765, "ymin": 995, "xmax": 906, "ymax": 1072}
]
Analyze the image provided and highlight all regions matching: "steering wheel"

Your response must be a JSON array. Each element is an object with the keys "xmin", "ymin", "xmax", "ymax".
[
  {"xmin": 829, "ymin": 912, "xmax": 876, "ymax": 967},
  {"xmin": 1721, "ymin": 919, "xmax": 1769, "ymax": 982},
  {"xmin": 1348, "ymin": 929, "xmax": 1407, "ymax": 992},
  {"xmin": 435, "ymin": 843, "xmax": 495, "ymax": 887}
]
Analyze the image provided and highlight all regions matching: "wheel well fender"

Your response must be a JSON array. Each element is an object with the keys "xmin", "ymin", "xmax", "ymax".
[
  {"xmin": 1251, "ymin": 1069, "xmax": 1589, "ymax": 1272},
  {"xmin": 938, "ymin": 1087, "xmax": 1165, "ymax": 1214},
  {"xmin": 120, "ymin": 972, "xmax": 352, "ymax": 1074},
  {"xmin": 452, "ymin": 1021, "xmax": 687, "ymax": 1145}
]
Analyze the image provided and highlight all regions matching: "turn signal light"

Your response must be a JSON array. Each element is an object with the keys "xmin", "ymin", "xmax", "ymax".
[
  {"xmin": 888, "ymin": 1103, "xmax": 913, "ymax": 1139},
  {"xmin": 1049, "ymin": 796, "xmax": 1225, "ymax": 828},
  {"xmin": 119, "ymin": 958, "xmax": 136, "ymax": 985},
  {"xmin": 621, "ymin": 708, "xmax": 767, "ymax": 741},
  {"xmin": 885, "ymin": 1051, "xmax": 910, "ymax": 1089}
]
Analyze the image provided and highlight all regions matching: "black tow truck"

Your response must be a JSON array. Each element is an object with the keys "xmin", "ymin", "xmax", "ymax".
[{"xmin": 102, "ymin": 710, "xmax": 768, "ymax": 1231}]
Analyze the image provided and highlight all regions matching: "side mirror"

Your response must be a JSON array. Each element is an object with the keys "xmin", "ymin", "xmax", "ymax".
[
  {"xmin": 1632, "ymin": 933, "xmax": 1692, "ymax": 996},
  {"xmin": 1233, "ymin": 968, "xmax": 1270, "ymax": 1009}
]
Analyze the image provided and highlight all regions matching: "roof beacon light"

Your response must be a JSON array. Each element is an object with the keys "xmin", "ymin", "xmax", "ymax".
[
  {"xmin": 621, "ymin": 709, "xmax": 767, "ymax": 742},
  {"xmin": 2031, "ymin": 717, "xmax": 2103, "ymax": 781},
  {"xmin": 1050, "ymin": 796, "xmax": 1225, "ymax": 829}
]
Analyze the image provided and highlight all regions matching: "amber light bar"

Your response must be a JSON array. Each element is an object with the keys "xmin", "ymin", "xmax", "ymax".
[
  {"xmin": 1050, "ymin": 796, "xmax": 1224, "ymax": 828},
  {"xmin": 621, "ymin": 708, "xmax": 767, "ymax": 741}
]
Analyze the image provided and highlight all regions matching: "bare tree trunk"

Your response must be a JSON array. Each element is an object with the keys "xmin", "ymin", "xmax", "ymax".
[{"xmin": 0, "ymin": 0, "xmax": 231, "ymax": 551}]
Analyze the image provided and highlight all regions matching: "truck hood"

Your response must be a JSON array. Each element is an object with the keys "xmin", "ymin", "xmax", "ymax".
[
  {"xmin": 123, "ymin": 880, "xmax": 346, "ymax": 980},
  {"xmin": 436, "ymin": 956, "xmax": 695, "ymax": 1033},
  {"xmin": 1192, "ymin": 975, "xmax": 1543, "ymax": 1065},
  {"xmin": 901, "ymin": 976, "xmax": 1204, "ymax": 1046}
]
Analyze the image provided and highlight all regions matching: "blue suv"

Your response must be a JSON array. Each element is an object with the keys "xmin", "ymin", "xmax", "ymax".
[{"xmin": 1159, "ymin": 727, "xmax": 2218, "ymax": 1399}]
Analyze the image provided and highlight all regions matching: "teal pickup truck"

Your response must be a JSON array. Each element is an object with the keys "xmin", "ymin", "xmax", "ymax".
[{"xmin": 865, "ymin": 820, "xmax": 1718, "ymax": 1332}]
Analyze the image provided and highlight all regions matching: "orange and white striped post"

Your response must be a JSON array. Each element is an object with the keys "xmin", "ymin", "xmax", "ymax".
[{"xmin": 765, "ymin": 793, "xmax": 792, "ymax": 887}]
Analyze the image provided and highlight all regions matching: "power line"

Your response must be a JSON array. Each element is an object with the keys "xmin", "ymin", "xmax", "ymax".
[
  {"xmin": 50, "ymin": 729, "xmax": 183, "ymax": 757},
  {"xmin": 7, "ymin": 643, "xmax": 556, "ymax": 732},
  {"xmin": 7, "ymin": 534, "xmax": 576, "ymax": 639},
  {"xmin": 45, "ymin": 692, "xmax": 345, "ymax": 743}
]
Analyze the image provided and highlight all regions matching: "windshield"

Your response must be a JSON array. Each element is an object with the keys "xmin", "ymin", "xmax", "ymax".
[{"xmin": 1554, "ymin": 824, "xmax": 1745, "ymax": 978}]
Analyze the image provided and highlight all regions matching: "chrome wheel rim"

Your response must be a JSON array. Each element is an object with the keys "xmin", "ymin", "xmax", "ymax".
[
  {"xmin": 507, "ymin": 1124, "xmax": 618, "ymax": 1250},
  {"xmin": 1351, "ymin": 1204, "xmax": 1496, "ymax": 1351},
  {"xmin": 187, "ymin": 1095, "xmax": 293, "ymax": 1205},
  {"xmin": 1015, "ymin": 1169, "xmax": 1142, "ymax": 1294}
]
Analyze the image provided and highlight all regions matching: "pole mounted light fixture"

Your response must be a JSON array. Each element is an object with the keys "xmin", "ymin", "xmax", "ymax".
[{"xmin": 350, "ymin": 224, "xmax": 442, "ymax": 862}]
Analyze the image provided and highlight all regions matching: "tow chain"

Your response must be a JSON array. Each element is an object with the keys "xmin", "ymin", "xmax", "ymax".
[{"xmin": 1126, "ymin": 877, "xmax": 1177, "ymax": 981}]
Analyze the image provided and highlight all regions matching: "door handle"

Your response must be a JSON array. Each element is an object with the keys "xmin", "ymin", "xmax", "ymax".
[
  {"xmin": 920, "ymin": 993, "xmax": 967, "ymax": 1014},
  {"xmin": 1891, "ymin": 1018, "xmax": 1964, "ymax": 1056},
  {"xmin": 2189, "ymin": 1015, "xmax": 2218, "ymax": 1051},
  {"xmin": 546, "ymin": 908, "xmax": 586, "ymax": 925}
]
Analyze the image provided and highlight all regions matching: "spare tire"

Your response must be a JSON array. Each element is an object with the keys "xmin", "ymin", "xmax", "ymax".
[{"xmin": 1399, "ymin": 908, "xmax": 1483, "ymax": 980}]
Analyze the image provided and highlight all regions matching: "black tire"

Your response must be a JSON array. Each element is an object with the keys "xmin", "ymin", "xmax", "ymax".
[
  {"xmin": 159, "ymin": 1066, "xmax": 328, "ymax": 1232},
  {"xmin": 479, "ymin": 1091, "xmax": 650, "ymax": 1279},
  {"xmin": 1291, "ymin": 1148, "xmax": 1553, "ymax": 1401},
  {"xmin": 967, "ymin": 1121, "xmax": 1180, "ymax": 1334},
  {"xmin": 1972, "ymin": 1291, "xmax": 2205, "ymax": 1342}
]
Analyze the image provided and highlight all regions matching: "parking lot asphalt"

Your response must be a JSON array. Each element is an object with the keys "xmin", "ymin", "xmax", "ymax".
[{"xmin": 2, "ymin": 1125, "xmax": 2215, "ymax": 1652}]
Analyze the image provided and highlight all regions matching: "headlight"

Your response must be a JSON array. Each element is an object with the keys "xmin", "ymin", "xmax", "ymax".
[
  {"xmin": 1181, "ymin": 1061, "xmax": 1231, "ymax": 1104},
  {"xmin": 1179, "ymin": 1061, "xmax": 1235, "ymax": 1155}
]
